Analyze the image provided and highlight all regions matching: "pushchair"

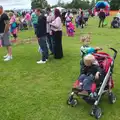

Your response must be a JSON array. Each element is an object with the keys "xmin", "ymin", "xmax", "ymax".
[
  {"xmin": 111, "ymin": 17, "xmax": 120, "ymax": 28},
  {"xmin": 67, "ymin": 48, "xmax": 117, "ymax": 119}
]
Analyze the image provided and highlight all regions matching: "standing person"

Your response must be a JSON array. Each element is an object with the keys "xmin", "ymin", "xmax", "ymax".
[
  {"xmin": 16, "ymin": 14, "xmax": 21, "ymax": 31},
  {"xmin": 75, "ymin": 13, "xmax": 80, "ymax": 28},
  {"xmin": 61, "ymin": 11, "xmax": 66, "ymax": 26},
  {"xmin": 65, "ymin": 10, "xmax": 73, "ymax": 23},
  {"xmin": 0, "ymin": 5, "xmax": 12, "ymax": 61},
  {"xmin": 25, "ymin": 12, "xmax": 31, "ymax": 29},
  {"xmin": 84, "ymin": 10, "xmax": 89, "ymax": 25},
  {"xmin": 116, "ymin": 9, "xmax": 120, "ymax": 20},
  {"xmin": 46, "ymin": 7, "xmax": 54, "ymax": 55},
  {"xmin": 31, "ymin": 10, "xmax": 38, "ymax": 34},
  {"xmin": 9, "ymin": 12, "xmax": 17, "ymax": 42},
  {"xmin": 79, "ymin": 11, "xmax": 85, "ymax": 28},
  {"xmin": 65, "ymin": 10, "xmax": 73, "ymax": 36},
  {"xmin": 36, "ymin": 8, "xmax": 48, "ymax": 64},
  {"xmin": 50, "ymin": 9, "xmax": 63, "ymax": 59},
  {"xmin": 98, "ymin": 9, "xmax": 106, "ymax": 28}
]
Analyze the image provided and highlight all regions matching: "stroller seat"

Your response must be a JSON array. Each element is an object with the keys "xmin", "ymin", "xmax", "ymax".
[{"xmin": 73, "ymin": 52, "xmax": 114, "ymax": 96}]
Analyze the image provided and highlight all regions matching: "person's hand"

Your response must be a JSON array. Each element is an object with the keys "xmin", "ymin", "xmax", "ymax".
[
  {"xmin": 95, "ymin": 47, "xmax": 103, "ymax": 51},
  {"xmin": 95, "ymin": 72, "xmax": 100, "ymax": 80},
  {"xmin": 49, "ymin": 23, "xmax": 53, "ymax": 26},
  {"xmin": 50, "ymin": 31, "xmax": 52, "ymax": 35},
  {"xmin": 38, "ymin": 38, "xmax": 40, "ymax": 40}
]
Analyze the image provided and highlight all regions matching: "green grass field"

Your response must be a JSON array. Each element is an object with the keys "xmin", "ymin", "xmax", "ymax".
[{"xmin": 0, "ymin": 17, "xmax": 120, "ymax": 120}]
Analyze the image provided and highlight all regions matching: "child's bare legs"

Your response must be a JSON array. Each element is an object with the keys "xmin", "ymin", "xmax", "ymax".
[{"xmin": 7, "ymin": 46, "xmax": 12, "ymax": 56}]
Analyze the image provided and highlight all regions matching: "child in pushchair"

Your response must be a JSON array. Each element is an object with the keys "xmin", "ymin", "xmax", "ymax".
[
  {"xmin": 77, "ymin": 54, "xmax": 104, "ymax": 96},
  {"xmin": 80, "ymin": 33, "xmax": 102, "ymax": 73},
  {"xmin": 67, "ymin": 48, "xmax": 117, "ymax": 119}
]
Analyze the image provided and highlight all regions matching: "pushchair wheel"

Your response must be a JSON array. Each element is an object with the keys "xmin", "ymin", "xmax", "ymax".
[
  {"xmin": 94, "ymin": 107, "xmax": 102, "ymax": 119},
  {"xmin": 90, "ymin": 109, "xmax": 94, "ymax": 116},
  {"xmin": 67, "ymin": 97, "xmax": 78, "ymax": 107},
  {"xmin": 90, "ymin": 106, "xmax": 102, "ymax": 119},
  {"xmin": 109, "ymin": 92, "xmax": 116, "ymax": 104}
]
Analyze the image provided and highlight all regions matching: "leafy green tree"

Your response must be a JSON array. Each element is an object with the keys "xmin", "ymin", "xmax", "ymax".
[
  {"xmin": 110, "ymin": 0, "xmax": 120, "ymax": 10},
  {"xmin": 90, "ymin": 0, "xmax": 96, "ymax": 9},
  {"xmin": 31, "ymin": 0, "xmax": 49, "ymax": 9}
]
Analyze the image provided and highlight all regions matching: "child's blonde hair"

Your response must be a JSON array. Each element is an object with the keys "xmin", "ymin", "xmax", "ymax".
[
  {"xmin": 80, "ymin": 33, "xmax": 91, "ymax": 43},
  {"xmin": 84, "ymin": 54, "xmax": 95, "ymax": 64},
  {"xmin": 9, "ymin": 12, "xmax": 13, "ymax": 17}
]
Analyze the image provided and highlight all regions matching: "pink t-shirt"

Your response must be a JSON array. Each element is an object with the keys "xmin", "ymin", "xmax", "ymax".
[
  {"xmin": 10, "ymin": 16, "xmax": 16, "ymax": 24},
  {"xmin": 25, "ymin": 13, "xmax": 31, "ymax": 21},
  {"xmin": 10, "ymin": 16, "xmax": 17, "ymax": 34}
]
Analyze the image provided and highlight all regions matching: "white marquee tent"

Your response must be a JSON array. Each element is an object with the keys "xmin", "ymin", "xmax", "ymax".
[{"xmin": 51, "ymin": 7, "xmax": 66, "ymax": 13}]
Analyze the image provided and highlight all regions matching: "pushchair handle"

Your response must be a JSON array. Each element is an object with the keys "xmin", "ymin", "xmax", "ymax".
[{"xmin": 109, "ymin": 48, "xmax": 117, "ymax": 60}]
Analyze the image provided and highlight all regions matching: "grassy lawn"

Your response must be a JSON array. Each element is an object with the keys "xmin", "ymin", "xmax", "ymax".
[{"xmin": 0, "ymin": 16, "xmax": 120, "ymax": 120}]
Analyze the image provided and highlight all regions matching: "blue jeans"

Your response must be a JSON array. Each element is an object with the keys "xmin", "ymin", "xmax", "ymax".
[
  {"xmin": 78, "ymin": 74, "xmax": 94, "ymax": 91},
  {"xmin": 38, "ymin": 36, "xmax": 48, "ymax": 61},
  {"xmin": 47, "ymin": 33, "xmax": 54, "ymax": 54},
  {"xmin": 33, "ymin": 24, "xmax": 37, "ymax": 34}
]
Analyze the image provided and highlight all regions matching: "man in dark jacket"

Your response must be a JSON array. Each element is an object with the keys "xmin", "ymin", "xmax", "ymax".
[
  {"xmin": 98, "ymin": 9, "xmax": 106, "ymax": 28},
  {"xmin": 36, "ymin": 9, "xmax": 48, "ymax": 64},
  {"xmin": 0, "ymin": 5, "xmax": 13, "ymax": 61}
]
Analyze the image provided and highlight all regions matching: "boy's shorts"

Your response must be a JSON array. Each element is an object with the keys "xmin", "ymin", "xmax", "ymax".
[{"xmin": 0, "ymin": 32, "xmax": 11, "ymax": 47}]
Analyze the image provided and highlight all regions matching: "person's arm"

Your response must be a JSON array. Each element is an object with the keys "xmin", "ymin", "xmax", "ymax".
[
  {"xmin": 95, "ymin": 72, "xmax": 100, "ymax": 79},
  {"xmin": 47, "ymin": 15, "xmax": 52, "ymax": 23},
  {"xmin": 31, "ymin": 14, "xmax": 33, "ymax": 22},
  {"xmin": 50, "ymin": 17, "xmax": 61, "ymax": 28},
  {"xmin": 95, "ymin": 66, "xmax": 102, "ymax": 79},
  {"xmin": 4, "ymin": 14, "xmax": 10, "ymax": 33},
  {"xmin": 24, "ymin": 15, "xmax": 26, "ymax": 20},
  {"xmin": 87, "ymin": 47, "xmax": 96, "ymax": 54},
  {"xmin": 81, "ymin": 65, "xmax": 86, "ymax": 75},
  {"xmin": 4, "ymin": 20, "xmax": 10, "ymax": 33},
  {"xmin": 95, "ymin": 47, "xmax": 102, "ymax": 51},
  {"xmin": 36, "ymin": 17, "xmax": 41, "ymax": 38}
]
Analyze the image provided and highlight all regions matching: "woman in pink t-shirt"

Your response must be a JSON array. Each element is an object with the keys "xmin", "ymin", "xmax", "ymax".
[
  {"xmin": 9, "ymin": 12, "xmax": 17, "ymax": 42},
  {"xmin": 50, "ymin": 9, "xmax": 63, "ymax": 59},
  {"xmin": 25, "ymin": 12, "xmax": 31, "ymax": 29}
]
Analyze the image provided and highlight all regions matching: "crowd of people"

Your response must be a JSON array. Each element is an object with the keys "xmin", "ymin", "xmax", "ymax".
[
  {"xmin": 0, "ymin": 5, "xmax": 64, "ymax": 63},
  {"xmin": 0, "ymin": 4, "xmax": 120, "ymax": 63}
]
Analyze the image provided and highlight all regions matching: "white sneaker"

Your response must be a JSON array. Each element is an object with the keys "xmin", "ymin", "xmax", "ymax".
[
  {"xmin": 4, "ymin": 56, "xmax": 12, "ymax": 61},
  {"xmin": 46, "ymin": 59, "xmax": 48, "ymax": 61},
  {"xmin": 3, "ymin": 54, "xmax": 8, "ymax": 58},
  {"xmin": 37, "ymin": 60, "xmax": 46, "ymax": 64}
]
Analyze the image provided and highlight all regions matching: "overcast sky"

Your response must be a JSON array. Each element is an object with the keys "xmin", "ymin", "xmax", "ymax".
[{"xmin": 0, "ymin": 0, "xmax": 72, "ymax": 10}]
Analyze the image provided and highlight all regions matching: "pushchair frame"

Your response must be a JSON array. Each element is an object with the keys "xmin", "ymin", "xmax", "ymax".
[{"xmin": 67, "ymin": 48, "xmax": 117, "ymax": 119}]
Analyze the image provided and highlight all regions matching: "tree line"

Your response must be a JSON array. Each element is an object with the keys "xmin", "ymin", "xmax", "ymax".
[{"xmin": 31, "ymin": 0, "xmax": 120, "ymax": 10}]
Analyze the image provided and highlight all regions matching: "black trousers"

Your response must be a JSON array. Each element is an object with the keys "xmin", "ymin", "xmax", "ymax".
[
  {"xmin": 52, "ymin": 31, "xmax": 63, "ymax": 59},
  {"xmin": 99, "ymin": 18, "xmax": 105, "ymax": 27}
]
